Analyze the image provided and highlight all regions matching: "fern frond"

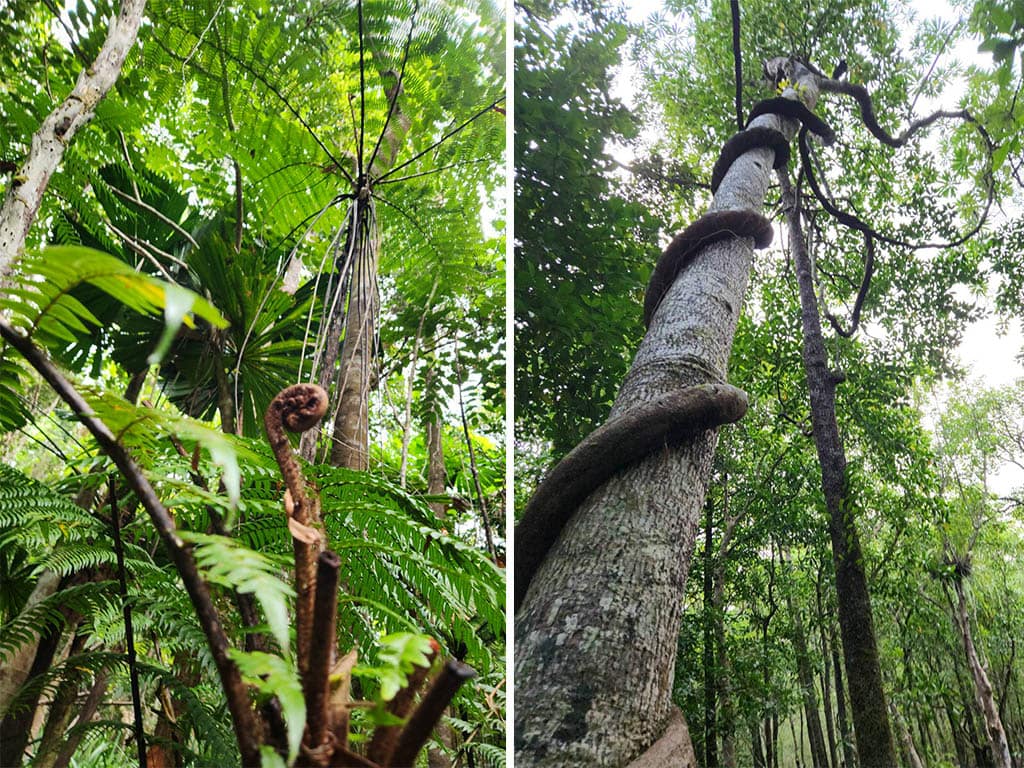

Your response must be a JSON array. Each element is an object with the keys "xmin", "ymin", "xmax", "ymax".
[{"xmin": 0, "ymin": 582, "xmax": 117, "ymax": 665}]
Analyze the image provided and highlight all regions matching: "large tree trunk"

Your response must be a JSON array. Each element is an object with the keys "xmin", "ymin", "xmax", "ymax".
[
  {"xmin": 515, "ymin": 72, "xmax": 814, "ymax": 765},
  {"xmin": 782, "ymin": 175, "xmax": 897, "ymax": 765},
  {"xmin": 952, "ymin": 578, "xmax": 1013, "ymax": 768}
]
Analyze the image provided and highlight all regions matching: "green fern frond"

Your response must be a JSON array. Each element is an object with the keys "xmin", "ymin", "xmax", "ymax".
[
  {"xmin": 0, "ymin": 582, "xmax": 117, "ymax": 665},
  {"xmin": 180, "ymin": 531, "xmax": 295, "ymax": 653}
]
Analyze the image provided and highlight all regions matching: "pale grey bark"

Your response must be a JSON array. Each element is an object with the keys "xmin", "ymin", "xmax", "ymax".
[
  {"xmin": 0, "ymin": 0, "xmax": 147, "ymax": 279},
  {"xmin": 953, "ymin": 578, "xmax": 1013, "ymax": 768},
  {"xmin": 514, "ymin": 70, "xmax": 818, "ymax": 767}
]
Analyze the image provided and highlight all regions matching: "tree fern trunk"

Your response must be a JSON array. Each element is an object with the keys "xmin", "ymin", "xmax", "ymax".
[
  {"xmin": 330, "ymin": 197, "xmax": 379, "ymax": 470},
  {"xmin": 515, "ymin": 73, "xmax": 814, "ymax": 765}
]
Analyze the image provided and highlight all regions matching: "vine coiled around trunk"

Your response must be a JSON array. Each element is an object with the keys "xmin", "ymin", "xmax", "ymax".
[{"xmin": 515, "ymin": 97, "xmax": 834, "ymax": 612}]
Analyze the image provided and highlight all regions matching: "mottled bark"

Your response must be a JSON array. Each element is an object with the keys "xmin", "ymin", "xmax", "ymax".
[
  {"xmin": 515, "ymin": 74, "xmax": 812, "ymax": 765},
  {"xmin": 782, "ymin": 173, "xmax": 897, "ymax": 764},
  {"xmin": 426, "ymin": 413, "xmax": 446, "ymax": 517},
  {"xmin": 0, "ymin": 0, "xmax": 147, "ymax": 278}
]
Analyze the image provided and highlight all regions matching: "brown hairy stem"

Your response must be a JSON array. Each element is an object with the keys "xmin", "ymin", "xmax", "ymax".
[
  {"xmin": 264, "ymin": 383, "xmax": 329, "ymax": 675},
  {"xmin": 0, "ymin": 319, "xmax": 262, "ymax": 766},
  {"xmin": 305, "ymin": 550, "xmax": 341, "ymax": 759}
]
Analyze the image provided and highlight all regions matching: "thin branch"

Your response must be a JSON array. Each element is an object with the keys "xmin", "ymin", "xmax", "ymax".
[
  {"xmin": 823, "ymin": 232, "xmax": 875, "ymax": 338},
  {"xmin": 453, "ymin": 334, "xmax": 497, "ymax": 564},
  {"xmin": 358, "ymin": 0, "xmax": 366, "ymax": 179},
  {"xmin": 0, "ymin": 0, "xmax": 148, "ymax": 280},
  {"xmin": 106, "ymin": 184, "xmax": 201, "ymax": 249},
  {"xmin": 375, "ymin": 97, "xmax": 505, "ymax": 183},
  {"xmin": 375, "ymin": 158, "xmax": 492, "ymax": 186},
  {"xmin": 730, "ymin": 0, "xmax": 743, "ymax": 131},
  {"xmin": 0, "ymin": 319, "xmax": 262, "ymax": 766},
  {"xmin": 108, "ymin": 479, "xmax": 146, "ymax": 768},
  {"xmin": 365, "ymin": 1, "xmax": 420, "ymax": 176}
]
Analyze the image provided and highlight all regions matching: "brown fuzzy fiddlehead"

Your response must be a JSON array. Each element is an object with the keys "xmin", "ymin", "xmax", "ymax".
[
  {"xmin": 264, "ymin": 383, "xmax": 329, "ymax": 674},
  {"xmin": 265, "ymin": 384, "xmax": 329, "ymax": 522}
]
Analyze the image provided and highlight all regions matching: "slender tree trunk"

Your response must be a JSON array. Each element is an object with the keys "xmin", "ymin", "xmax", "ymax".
[
  {"xmin": 781, "ymin": 175, "xmax": 897, "ymax": 765},
  {"xmin": 31, "ymin": 632, "xmax": 90, "ymax": 768},
  {"xmin": 515, "ymin": 72, "xmax": 814, "ymax": 768},
  {"xmin": 893, "ymin": 706, "xmax": 925, "ymax": 768},
  {"xmin": 704, "ymin": 499, "xmax": 719, "ymax": 768},
  {"xmin": 0, "ymin": 570, "xmax": 60, "ymax": 715},
  {"xmin": 48, "ymin": 666, "xmax": 109, "ymax": 768},
  {"xmin": 752, "ymin": 722, "xmax": 766, "ymax": 768},
  {"xmin": 830, "ymin": 626, "xmax": 855, "ymax": 768},
  {"xmin": 815, "ymin": 573, "xmax": 838, "ymax": 768},
  {"xmin": 786, "ymin": 587, "xmax": 829, "ymax": 768},
  {"xmin": 0, "ymin": 610, "xmax": 70, "ymax": 765},
  {"xmin": 952, "ymin": 578, "xmax": 1013, "ymax": 768},
  {"xmin": 330, "ymin": 197, "xmax": 379, "ymax": 470},
  {"xmin": 426, "ymin": 404, "xmax": 447, "ymax": 517},
  {"xmin": 713, "ymin": 477, "xmax": 738, "ymax": 768},
  {"xmin": 943, "ymin": 695, "xmax": 970, "ymax": 768}
]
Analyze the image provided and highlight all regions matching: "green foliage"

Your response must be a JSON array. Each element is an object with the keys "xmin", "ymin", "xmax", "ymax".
[
  {"xmin": 230, "ymin": 650, "xmax": 305, "ymax": 764},
  {"xmin": 0, "ymin": 246, "xmax": 225, "ymax": 431},
  {"xmin": 355, "ymin": 632, "xmax": 436, "ymax": 701},
  {"xmin": 515, "ymin": 0, "xmax": 665, "ymax": 458},
  {"xmin": 181, "ymin": 532, "xmax": 295, "ymax": 653}
]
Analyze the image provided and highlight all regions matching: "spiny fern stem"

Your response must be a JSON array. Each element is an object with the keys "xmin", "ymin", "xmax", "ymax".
[
  {"xmin": 374, "ymin": 96, "xmax": 505, "ymax": 183},
  {"xmin": 109, "ymin": 479, "xmax": 146, "ymax": 768},
  {"xmin": 264, "ymin": 384, "xmax": 329, "ymax": 677},
  {"xmin": 0, "ymin": 318, "xmax": 263, "ymax": 766}
]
